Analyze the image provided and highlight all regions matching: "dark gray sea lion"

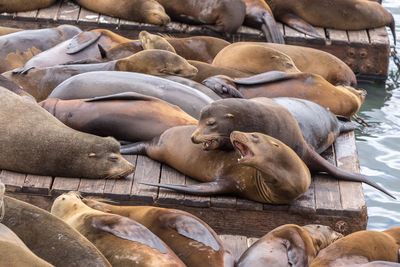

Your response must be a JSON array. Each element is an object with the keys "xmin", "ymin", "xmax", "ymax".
[
  {"xmin": 0, "ymin": 86, "xmax": 133, "ymax": 179},
  {"xmin": 48, "ymin": 71, "xmax": 214, "ymax": 119}
]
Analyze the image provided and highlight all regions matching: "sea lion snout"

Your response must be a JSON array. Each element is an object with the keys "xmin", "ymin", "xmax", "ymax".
[{"xmin": 104, "ymin": 154, "xmax": 134, "ymax": 179}]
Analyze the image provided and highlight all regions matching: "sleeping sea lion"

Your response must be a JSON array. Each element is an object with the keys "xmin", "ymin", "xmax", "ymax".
[
  {"xmin": 310, "ymin": 227, "xmax": 400, "ymax": 267},
  {"xmin": 189, "ymin": 98, "xmax": 393, "ymax": 198},
  {"xmin": 202, "ymin": 71, "xmax": 365, "ymax": 117},
  {"xmin": 0, "ymin": 0, "xmax": 56, "ymax": 12},
  {"xmin": 213, "ymin": 42, "xmax": 357, "ymax": 86},
  {"xmin": 5, "ymin": 50, "xmax": 198, "ymax": 101},
  {"xmin": 139, "ymin": 31, "xmax": 176, "ymax": 53},
  {"xmin": 2, "ymin": 195, "xmax": 111, "ymax": 266},
  {"xmin": 48, "ymin": 71, "xmax": 214, "ymax": 119},
  {"xmin": 237, "ymin": 224, "xmax": 343, "ymax": 267},
  {"xmin": 0, "ymin": 25, "xmax": 81, "ymax": 73},
  {"xmin": 83, "ymin": 198, "xmax": 235, "ymax": 267},
  {"xmin": 39, "ymin": 92, "xmax": 197, "ymax": 142},
  {"xmin": 0, "ymin": 86, "xmax": 133, "ymax": 179},
  {"xmin": 123, "ymin": 127, "xmax": 312, "ymax": 204},
  {"xmin": 51, "ymin": 191, "xmax": 186, "ymax": 267},
  {"xmin": 75, "ymin": 0, "xmax": 170, "ymax": 25}
]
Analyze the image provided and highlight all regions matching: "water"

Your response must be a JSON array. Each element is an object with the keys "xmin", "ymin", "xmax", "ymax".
[{"xmin": 356, "ymin": 0, "xmax": 400, "ymax": 230}]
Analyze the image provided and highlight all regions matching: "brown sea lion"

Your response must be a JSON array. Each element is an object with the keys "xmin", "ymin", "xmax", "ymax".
[
  {"xmin": 0, "ymin": 86, "xmax": 133, "ymax": 179},
  {"xmin": 51, "ymin": 191, "xmax": 186, "ymax": 267},
  {"xmin": 155, "ymin": 0, "xmax": 246, "ymax": 34},
  {"xmin": 189, "ymin": 98, "xmax": 393, "ymax": 198},
  {"xmin": 0, "ymin": 75, "xmax": 35, "ymax": 102},
  {"xmin": 2, "ymin": 195, "xmax": 111, "ymax": 266},
  {"xmin": 75, "ymin": 0, "xmax": 170, "ymax": 25},
  {"xmin": 310, "ymin": 228, "xmax": 400, "ymax": 267},
  {"xmin": 83, "ymin": 198, "xmax": 235, "ymax": 267},
  {"xmin": 0, "ymin": 223, "xmax": 54, "ymax": 267},
  {"xmin": 242, "ymin": 0, "xmax": 285, "ymax": 43},
  {"xmin": 139, "ymin": 31, "xmax": 176, "ymax": 53},
  {"xmin": 123, "ymin": 127, "xmax": 312, "ymax": 204},
  {"xmin": 0, "ymin": 0, "xmax": 56, "ymax": 12},
  {"xmin": 0, "ymin": 25, "xmax": 81, "ymax": 73},
  {"xmin": 0, "ymin": 26, "xmax": 22, "ymax": 36},
  {"xmin": 5, "ymin": 50, "xmax": 198, "ymax": 101},
  {"xmin": 188, "ymin": 60, "xmax": 251, "ymax": 83},
  {"xmin": 39, "ymin": 92, "xmax": 197, "ymax": 142},
  {"xmin": 265, "ymin": 0, "xmax": 396, "ymax": 43},
  {"xmin": 202, "ymin": 71, "xmax": 365, "ymax": 117},
  {"xmin": 213, "ymin": 42, "xmax": 357, "ymax": 86},
  {"xmin": 237, "ymin": 224, "xmax": 343, "ymax": 267}
]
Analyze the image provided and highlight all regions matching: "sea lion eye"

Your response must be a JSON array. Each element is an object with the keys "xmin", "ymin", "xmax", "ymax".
[
  {"xmin": 224, "ymin": 113, "xmax": 234, "ymax": 119},
  {"xmin": 108, "ymin": 155, "xmax": 119, "ymax": 162},
  {"xmin": 206, "ymin": 119, "xmax": 216, "ymax": 126},
  {"xmin": 88, "ymin": 153, "xmax": 96, "ymax": 157},
  {"xmin": 174, "ymin": 69, "xmax": 181, "ymax": 74}
]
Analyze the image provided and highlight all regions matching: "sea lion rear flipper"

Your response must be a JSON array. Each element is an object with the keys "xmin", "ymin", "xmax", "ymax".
[
  {"xmin": 90, "ymin": 214, "xmax": 167, "ymax": 253},
  {"xmin": 160, "ymin": 213, "xmax": 220, "ymax": 251},
  {"xmin": 202, "ymin": 76, "xmax": 244, "ymax": 98},
  {"xmin": 261, "ymin": 13, "xmax": 285, "ymax": 44},
  {"xmin": 279, "ymin": 13, "xmax": 323, "ymax": 38},
  {"xmin": 85, "ymin": 92, "xmax": 154, "ymax": 103},
  {"xmin": 66, "ymin": 31, "xmax": 102, "ymax": 55},
  {"xmin": 336, "ymin": 116, "xmax": 356, "ymax": 133},
  {"xmin": 11, "ymin": 66, "xmax": 34, "ymax": 75},
  {"xmin": 120, "ymin": 141, "xmax": 150, "ymax": 155}
]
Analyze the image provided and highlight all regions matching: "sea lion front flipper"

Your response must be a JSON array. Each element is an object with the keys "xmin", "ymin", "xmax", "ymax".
[
  {"xmin": 85, "ymin": 92, "xmax": 155, "ymax": 102},
  {"xmin": 120, "ymin": 141, "xmax": 150, "ymax": 155},
  {"xmin": 159, "ymin": 212, "xmax": 220, "ymax": 251},
  {"xmin": 279, "ymin": 13, "xmax": 323, "ymax": 38},
  {"xmin": 90, "ymin": 214, "xmax": 167, "ymax": 253},
  {"xmin": 232, "ymin": 71, "xmax": 293, "ymax": 85},
  {"xmin": 262, "ymin": 13, "xmax": 285, "ymax": 44},
  {"xmin": 202, "ymin": 76, "xmax": 244, "ymax": 98},
  {"xmin": 66, "ymin": 31, "xmax": 102, "ymax": 55}
]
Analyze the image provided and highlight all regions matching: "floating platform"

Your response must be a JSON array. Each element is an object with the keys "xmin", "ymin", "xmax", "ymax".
[
  {"xmin": 1, "ymin": 131, "xmax": 367, "ymax": 238},
  {"xmin": 0, "ymin": 0, "xmax": 391, "ymax": 82}
]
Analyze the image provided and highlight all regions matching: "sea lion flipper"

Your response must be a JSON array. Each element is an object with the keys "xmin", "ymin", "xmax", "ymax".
[
  {"xmin": 66, "ymin": 31, "xmax": 102, "ymax": 55},
  {"xmin": 279, "ymin": 13, "xmax": 323, "ymax": 38},
  {"xmin": 90, "ymin": 214, "xmax": 167, "ymax": 253},
  {"xmin": 261, "ymin": 13, "xmax": 285, "ymax": 44},
  {"xmin": 202, "ymin": 76, "xmax": 244, "ymax": 98},
  {"xmin": 160, "ymin": 213, "xmax": 220, "ymax": 251},
  {"xmin": 85, "ymin": 92, "xmax": 154, "ymax": 103},
  {"xmin": 336, "ymin": 116, "xmax": 356, "ymax": 133},
  {"xmin": 120, "ymin": 141, "xmax": 149, "ymax": 155},
  {"xmin": 232, "ymin": 71, "xmax": 292, "ymax": 85}
]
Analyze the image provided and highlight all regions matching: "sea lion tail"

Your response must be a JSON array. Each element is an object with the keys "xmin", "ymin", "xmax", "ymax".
[
  {"xmin": 388, "ymin": 14, "xmax": 396, "ymax": 45},
  {"xmin": 120, "ymin": 142, "xmax": 149, "ymax": 155},
  {"xmin": 262, "ymin": 14, "xmax": 285, "ymax": 44},
  {"xmin": 140, "ymin": 180, "xmax": 235, "ymax": 196}
]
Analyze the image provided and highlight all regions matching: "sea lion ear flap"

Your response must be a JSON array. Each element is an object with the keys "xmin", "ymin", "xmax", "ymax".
[
  {"xmin": 90, "ymin": 215, "xmax": 167, "ymax": 254},
  {"xmin": 224, "ymin": 113, "xmax": 234, "ymax": 119}
]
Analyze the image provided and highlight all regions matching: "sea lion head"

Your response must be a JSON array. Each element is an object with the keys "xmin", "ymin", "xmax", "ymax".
[
  {"xmin": 141, "ymin": 1, "xmax": 170, "ymax": 25},
  {"xmin": 139, "ymin": 31, "xmax": 176, "ymax": 53},
  {"xmin": 51, "ymin": 191, "xmax": 87, "ymax": 220},
  {"xmin": 115, "ymin": 50, "xmax": 198, "ymax": 78},
  {"xmin": 341, "ymin": 85, "xmax": 367, "ymax": 104},
  {"xmin": 302, "ymin": 224, "xmax": 343, "ymax": 251}
]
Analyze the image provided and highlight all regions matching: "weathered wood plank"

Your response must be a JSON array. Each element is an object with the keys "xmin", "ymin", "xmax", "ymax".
[
  {"xmin": 51, "ymin": 177, "xmax": 80, "ymax": 195},
  {"xmin": 131, "ymin": 155, "xmax": 160, "ymax": 203},
  {"xmin": 183, "ymin": 176, "xmax": 210, "ymax": 208},
  {"xmin": 220, "ymin": 235, "xmax": 248, "ymax": 260},
  {"xmin": 22, "ymin": 174, "xmax": 52, "ymax": 195},
  {"xmin": 157, "ymin": 164, "xmax": 185, "ymax": 205},
  {"xmin": 210, "ymin": 195, "xmax": 237, "ymax": 208},
  {"xmin": 78, "ymin": 178, "xmax": 106, "ymax": 196},
  {"xmin": 57, "ymin": 0, "xmax": 80, "ymax": 22},
  {"xmin": 0, "ymin": 170, "xmax": 26, "ymax": 192},
  {"xmin": 369, "ymin": 27, "xmax": 390, "ymax": 45},
  {"xmin": 326, "ymin": 28, "xmax": 349, "ymax": 43},
  {"xmin": 15, "ymin": 10, "xmax": 38, "ymax": 20},
  {"xmin": 236, "ymin": 198, "xmax": 263, "ymax": 211},
  {"xmin": 289, "ymin": 178, "xmax": 316, "ymax": 216},
  {"xmin": 347, "ymin": 30, "xmax": 370, "ymax": 44},
  {"xmin": 98, "ymin": 14, "xmax": 119, "ymax": 27},
  {"xmin": 77, "ymin": 7, "xmax": 99, "ymax": 23},
  {"xmin": 37, "ymin": 1, "xmax": 61, "ymax": 21}
]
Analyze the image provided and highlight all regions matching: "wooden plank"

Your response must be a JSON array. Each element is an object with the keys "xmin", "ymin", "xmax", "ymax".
[
  {"xmin": 0, "ymin": 170, "xmax": 26, "ymax": 192},
  {"xmin": 326, "ymin": 29, "xmax": 349, "ymax": 43},
  {"xmin": 98, "ymin": 14, "xmax": 119, "ymax": 27},
  {"xmin": 131, "ymin": 155, "xmax": 160, "ymax": 203},
  {"xmin": 236, "ymin": 198, "xmax": 263, "ymax": 211},
  {"xmin": 369, "ymin": 27, "xmax": 390, "ymax": 45},
  {"xmin": 289, "ymin": 178, "xmax": 316, "ymax": 216},
  {"xmin": 219, "ymin": 235, "xmax": 248, "ymax": 260},
  {"xmin": 103, "ymin": 155, "xmax": 136, "ymax": 200},
  {"xmin": 183, "ymin": 176, "xmax": 210, "ymax": 208},
  {"xmin": 0, "ymin": 12, "xmax": 15, "ymax": 19},
  {"xmin": 157, "ymin": 164, "xmax": 185, "ymax": 205},
  {"xmin": 347, "ymin": 30, "xmax": 370, "ymax": 44},
  {"xmin": 284, "ymin": 24, "xmax": 306, "ymax": 39},
  {"xmin": 77, "ymin": 7, "xmax": 99, "ymax": 23},
  {"xmin": 36, "ymin": 1, "xmax": 61, "ymax": 21},
  {"xmin": 51, "ymin": 177, "xmax": 80, "ymax": 196},
  {"xmin": 78, "ymin": 178, "xmax": 106, "ymax": 196},
  {"xmin": 22, "ymin": 174, "xmax": 52, "ymax": 195},
  {"xmin": 15, "ymin": 10, "xmax": 38, "ymax": 20},
  {"xmin": 210, "ymin": 195, "xmax": 236, "ymax": 208},
  {"xmin": 57, "ymin": 0, "xmax": 80, "ymax": 22}
]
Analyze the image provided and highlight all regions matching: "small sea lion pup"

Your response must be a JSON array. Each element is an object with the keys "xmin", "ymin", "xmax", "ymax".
[
  {"xmin": 0, "ymin": 86, "xmax": 133, "ymax": 179},
  {"xmin": 5, "ymin": 50, "xmax": 198, "ymax": 101},
  {"xmin": 155, "ymin": 0, "xmax": 246, "ymax": 34},
  {"xmin": 139, "ymin": 31, "xmax": 176, "ymax": 53},
  {"xmin": 83, "ymin": 198, "xmax": 235, "ymax": 267},
  {"xmin": 0, "ymin": 25, "xmax": 81, "ymax": 73},
  {"xmin": 237, "ymin": 224, "xmax": 343, "ymax": 267},
  {"xmin": 40, "ymin": 92, "xmax": 197, "ymax": 142},
  {"xmin": 75, "ymin": 0, "xmax": 170, "ymax": 25},
  {"xmin": 189, "ymin": 98, "xmax": 394, "ymax": 199},
  {"xmin": 2, "ymin": 195, "xmax": 111, "ymax": 266},
  {"xmin": 123, "ymin": 126, "xmax": 311, "ymax": 204},
  {"xmin": 310, "ymin": 227, "xmax": 400, "ymax": 267},
  {"xmin": 0, "ymin": 0, "xmax": 56, "ymax": 12},
  {"xmin": 51, "ymin": 192, "xmax": 186, "ymax": 267}
]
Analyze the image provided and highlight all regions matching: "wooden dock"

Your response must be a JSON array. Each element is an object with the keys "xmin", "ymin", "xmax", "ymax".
[
  {"xmin": 0, "ymin": 0, "xmax": 390, "ymax": 81},
  {"xmin": 1, "ymin": 131, "xmax": 367, "ymax": 237}
]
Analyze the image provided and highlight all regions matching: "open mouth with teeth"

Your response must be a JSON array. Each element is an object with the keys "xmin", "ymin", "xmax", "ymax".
[
  {"xmin": 233, "ymin": 140, "xmax": 255, "ymax": 163},
  {"xmin": 203, "ymin": 139, "xmax": 215, "ymax": 150}
]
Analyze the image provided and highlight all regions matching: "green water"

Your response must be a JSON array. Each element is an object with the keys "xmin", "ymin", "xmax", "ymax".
[{"xmin": 356, "ymin": 0, "xmax": 400, "ymax": 230}]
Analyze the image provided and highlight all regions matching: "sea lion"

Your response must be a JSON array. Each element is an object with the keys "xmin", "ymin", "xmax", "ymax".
[
  {"xmin": 139, "ymin": 31, "xmax": 176, "ymax": 53},
  {"xmin": 5, "ymin": 50, "xmax": 198, "ymax": 101},
  {"xmin": 0, "ymin": 25, "xmax": 81, "ymax": 73},
  {"xmin": 242, "ymin": 0, "xmax": 285, "ymax": 43},
  {"xmin": 83, "ymin": 198, "xmax": 235, "ymax": 267},
  {"xmin": 75, "ymin": 0, "xmax": 170, "ymax": 25},
  {"xmin": 48, "ymin": 71, "xmax": 214, "ymax": 119},
  {"xmin": 155, "ymin": 0, "xmax": 246, "ymax": 34},
  {"xmin": 0, "ymin": 0, "xmax": 56, "ymax": 12},
  {"xmin": 213, "ymin": 42, "xmax": 357, "ymax": 86},
  {"xmin": 51, "ymin": 191, "xmax": 186, "ymax": 267},
  {"xmin": 264, "ymin": 0, "xmax": 396, "ymax": 43},
  {"xmin": 310, "ymin": 227, "xmax": 400, "ymax": 267},
  {"xmin": 0, "ymin": 26, "xmax": 22, "ymax": 36},
  {"xmin": 0, "ymin": 223, "xmax": 54, "ymax": 267},
  {"xmin": 202, "ymin": 71, "xmax": 365, "ymax": 117},
  {"xmin": 237, "ymin": 224, "xmax": 343, "ymax": 267},
  {"xmin": 2, "ymin": 195, "xmax": 111, "ymax": 266},
  {"xmin": 189, "ymin": 97, "xmax": 394, "ymax": 198},
  {"xmin": 124, "ymin": 127, "xmax": 312, "ymax": 204},
  {"xmin": 0, "ymin": 86, "xmax": 133, "ymax": 178},
  {"xmin": 39, "ymin": 92, "xmax": 197, "ymax": 142},
  {"xmin": 0, "ymin": 75, "xmax": 35, "ymax": 102},
  {"xmin": 188, "ymin": 60, "xmax": 251, "ymax": 83}
]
